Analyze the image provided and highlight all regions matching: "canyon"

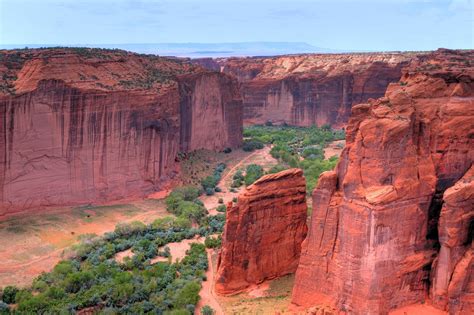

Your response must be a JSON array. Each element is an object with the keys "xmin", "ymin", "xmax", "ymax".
[
  {"xmin": 0, "ymin": 48, "xmax": 242, "ymax": 214},
  {"xmin": 198, "ymin": 53, "xmax": 416, "ymax": 127},
  {"xmin": 214, "ymin": 49, "xmax": 473, "ymax": 314},
  {"xmin": 1, "ymin": 46, "xmax": 473, "ymax": 314}
]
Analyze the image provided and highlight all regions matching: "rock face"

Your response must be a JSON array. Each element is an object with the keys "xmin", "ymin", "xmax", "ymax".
[
  {"xmin": 431, "ymin": 166, "xmax": 474, "ymax": 314},
  {"xmin": 291, "ymin": 49, "xmax": 474, "ymax": 314},
  {"xmin": 179, "ymin": 72, "xmax": 242, "ymax": 152},
  {"xmin": 215, "ymin": 168, "xmax": 308, "ymax": 295},
  {"xmin": 216, "ymin": 53, "xmax": 415, "ymax": 127},
  {"xmin": 0, "ymin": 48, "xmax": 242, "ymax": 214}
]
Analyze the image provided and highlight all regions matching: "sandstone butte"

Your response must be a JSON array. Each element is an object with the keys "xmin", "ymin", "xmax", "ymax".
[
  {"xmin": 215, "ymin": 168, "xmax": 308, "ymax": 295},
  {"xmin": 0, "ymin": 48, "xmax": 242, "ymax": 215},
  {"xmin": 209, "ymin": 52, "xmax": 419, "ymax": 128},
  {"xmin": 291, "ymin": 49, "xmax": 474, "ymax": 314}
]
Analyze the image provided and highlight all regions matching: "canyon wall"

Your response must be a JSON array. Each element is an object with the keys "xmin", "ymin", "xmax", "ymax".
[
  {"xmin": 215, "ymin": 168, "xmax": 308, "ymax": 295},
  {"xmin": 179, "ymin": 72, "xmax": 242, "ymax": 152},
  {"xmin": 0, "ymin": 48, "xmax": 242, "ymax": 214},
  {"xmin": 215, "ymin": 53, "xmax": 415, "ymax": 127},
  {"xmin": 291, "ymin": 49, "xmax": 474, "ymax": 314}
]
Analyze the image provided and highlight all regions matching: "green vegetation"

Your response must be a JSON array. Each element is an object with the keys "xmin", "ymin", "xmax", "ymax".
[
  {"xmin": 0, "ymin": 286, "xmax": 18, "ymax": 304},
  {"xmin": 204, "ymin": 235, "xmax": 222, "ymax": 249},
  {"xmin": 165, "ymin": 186, "xmax": 207, "ymax": 224},
  {"xmin": 0, "ymin": 161, "xmax": 231, "ymax": 314},
  {"xmin": 244, "ymin": 164, "xmax": 264, "ymax": 186},
  {"xmin": 216, "ymin": 205, "xmax": 227, "ymax": 213},
  {"xmin": 201, "ymin": 163, "xmax": 226, "ymax": 195},
  {"xmin": 202, "ymin": 305, "xmax": 215, "ymax": 315},
  {"xmin": 231, "ymin": 164, "xmax": 264, "ymax": 188},
  {"xmin": 0, "ymin": 213, "xmax": 225, "ymax": 314},
  {"xmin": 243, "ymin": 125, "xmax": 344, "ymax": 193},
  {"xmin": 242, "ymin": 140, "xmax": 264, "ymax": 152},
  {"xmin": 231, "ymin": 170, "xmax": 245, "ymax": 188}
]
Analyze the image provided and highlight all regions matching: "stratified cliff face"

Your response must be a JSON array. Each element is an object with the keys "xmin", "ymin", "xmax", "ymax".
[
  {"xmin": 178, "ymin": 72, "xmax": 242, "ymax": 152},
  {"xmin": 291, "ymin": 49, "xmax": 474, "ymax": 314},
  {"xmin": 218, "ymin": 53, "xmax": 414, "ymax": 127},
  {"xmin": 0, "ymin": 48, "xmax": 242, "ymax": 214},
  {"xmin": 215, "ymin": 168, "xmax": 308, "ymax": 295}
]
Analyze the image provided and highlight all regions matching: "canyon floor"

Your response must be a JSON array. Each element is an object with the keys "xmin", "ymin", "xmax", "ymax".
[
  {"xmin": 0, "ymin": 144, "xmax": 279, "ymax": 302},
  {"xmin": 0, "ymin": 140, "xmax": 443, "ymax": 314}
]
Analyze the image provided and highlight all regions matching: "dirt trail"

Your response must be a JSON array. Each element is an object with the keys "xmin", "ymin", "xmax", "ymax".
[
  {"xmin": 197, "ymin": 249, "xmax": 224, "ymax": 315},
  {"xmin": 200, "ymin": 146, "xmax": 277, "ymax": 215}
]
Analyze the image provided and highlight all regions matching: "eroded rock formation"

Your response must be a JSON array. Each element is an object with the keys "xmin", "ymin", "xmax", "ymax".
[
  {"xmin": 431, "ymin": 166, "xmax": 474, "ymax": 314},
  {"xmin": 291, "ymin": 49, "xmax": 474, "ymax": 314},
  {"xmin": 216, "ymin": 53, "xmax": 415, "ymax": 127},
  {"xmin": 0, "ymin": 48, "xmax": 242, "ymax": 214},
  {"xmin": 215, "ymin": 168, "xmax": 308, "ymax": 295}
]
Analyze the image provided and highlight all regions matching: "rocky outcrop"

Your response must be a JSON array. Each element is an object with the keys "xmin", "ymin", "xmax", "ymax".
[
  {"xmin": 0, "ymin": 48, "xmax": 242, "ymax": 214},
  {"xmin": 291, "ymin": 49, "xmax": 474, "ymax": 314},
  {"xmin": 215, "ymin": 168, "xmax": 308, "ymax": 295},
  {"xmin": 431, "ymin": 166, "xmax": 474, "ymax": 314},
  {"xmin": 218, "ymin": 53, "xmax": 415, "ymax": 127}
]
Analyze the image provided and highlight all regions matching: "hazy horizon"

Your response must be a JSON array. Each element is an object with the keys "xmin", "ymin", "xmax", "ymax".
[{"xmin": 1, "ymin": 0, "xmax": 472, "ymax": 54}]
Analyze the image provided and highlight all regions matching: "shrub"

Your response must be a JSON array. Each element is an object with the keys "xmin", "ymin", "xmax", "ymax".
[
  {"xmin": 302, "ymin": 146, "xmax": 324, "ymax": 160},
  {"xmin": 115, "ymin": 221, "xmax": 146, "ymax": 236},
  {"xmin": 267, "ymin": 164, "xmax": 288, "ymax": 174},
  {"xmin": 204, "ymin": 236, "xmax": 222, "ymax": 249},
  {"xmin": 205, "ymin": 187, "xmax": 215, "ymax": 196},
  {"xmin": 1, "ymin": 286, "xmax": 18, "ymax": 304},
  {"xmin": 242, "ymin": 140, "xmax": 264, "ymax": 152},
  {"xmin": 201, "ymin": 176, "xmax": 218, "ymax": 191},
  {"xmin": 166, "ymin": 186, "xmax": 201, "ymax": 212},
  {"xmin": 0, "ymin": 302, "xmax": 9, "ymax": 315},
  {"xmin": 244, "ymin": 164, "xmax": 263, "ymax": 185},
  {"xmin": 152, "ymin": 216, "xmax": 191, "ymax": 230},
  {"xmin": 217, "ymin": 198, "xmax": 223, "ymax": 204},
  {"xmin": 202, "ymin": 305, "xmax": 214, "ymax": 315},
  {"xmin": 216, "ymin": 205, "xmax": 226, "ymax": 213},
  {"xmin": 232, "ymin": 197, "xmax": 237, "ymax": 203},
  {"xmin": 231, "ymin": 170, "xmax": 244, "ymax": 187},
  {"xmin": 173, "ymin": 281, "xmax": 201, "ymax": 308},
  {"xmin": 223, "ymin": 147, "xmax": 232, "ymax": 154}
]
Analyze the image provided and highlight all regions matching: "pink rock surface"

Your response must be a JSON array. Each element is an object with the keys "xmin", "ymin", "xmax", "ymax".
[
  {"xmin": 215, "ymin": 169, "xmax": 308, "ymax": 295},
  {"xmin": 0, "ymin": 48, "xmax": 242, "ymax": 214},
  {"xmin": 216, "ymin": 53, "xmax": 416, "ymax": 127},
  {"xmin": 291, "ymin": 49, "xmax": 474, "ymax": 314}
]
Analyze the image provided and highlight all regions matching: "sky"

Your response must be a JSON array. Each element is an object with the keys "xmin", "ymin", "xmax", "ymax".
[{"xmin": 0, "ymin": 0, "xmax": 472, "ymax": 52}]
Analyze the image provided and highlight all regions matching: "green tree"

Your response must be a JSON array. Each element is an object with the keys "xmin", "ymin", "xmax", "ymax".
[
  {"xmin": 1, "ymin": 286, "xmax": 18, "ymax": 304},
  {"xmin": 202, "ymin": 305, "xmax": 214, "ymax": 315},
  {"xmin": 173, "ymin": 281, "xmax": 201, "ymax": 308},
  {"xmin": 244, "ymin": 164, "xmax": 264, "ymax": 185}
]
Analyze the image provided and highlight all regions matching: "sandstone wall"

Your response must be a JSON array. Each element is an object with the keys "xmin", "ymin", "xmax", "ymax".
[
  {"xmin": 215, "ymin": 168, "xmax": 308, "ymax": 295},
  {"xmin": 0, "ymin": 48, "xmax": 242, "ymax": 214},
  {"xmin": 0, "ymin": 80, "xmax": 180, "ymax": 214},
  {"xmin": 291, "ymin": 49, "xmax": 474, "ymax": 314},
  {"xmin": 178, "ymin": 72, "xmax": 242, "ymax": 152},
  {"xmin": 218, "ymin": 54, "xmax": 413, "ymax": 127}
]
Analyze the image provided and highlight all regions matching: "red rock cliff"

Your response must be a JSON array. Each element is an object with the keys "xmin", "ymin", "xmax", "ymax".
[
  {"xmin": 291, "ymin": 49, "xmax": 474, "ymax": 314},
  {"xmin": 217, "ymin": 53, "xmax": 415, "ymax": 127},
  {"xmin": 215, "ymin": 168, "xmax": 308, "ymax": 295},
  {"xmin": 0, "ymin": 48, "xmax": 242, "ymax": 214}
]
